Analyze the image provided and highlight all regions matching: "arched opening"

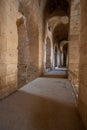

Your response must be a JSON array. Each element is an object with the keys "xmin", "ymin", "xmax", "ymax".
[
  {"xmin": 53, "ymin": 23, "xmax": 69, "ymax": 71},
  {"xmin": 16, "ymin": 13, "xmax": 29, "ymax": 88},
  {"xmin": 46, "ymin": 37, "xmax": 51, "ymax": 70}
]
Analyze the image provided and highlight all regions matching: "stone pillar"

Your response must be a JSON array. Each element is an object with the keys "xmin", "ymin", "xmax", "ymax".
[
  {"xmin": 58, "ymin": 49, "xmax": 61, "ymax": 67},
  {"xmin": 54, "ymin": 45, "xmax": 58, "ymax": 68},
  {"xmin": 68, "ymin": 0, "xmax": 80, "ymax": 89},
  {"xmin": 59, "ymin": 51, "xmax": 62, "ymax": 68},
  {"xmin": 66, "ymin": 52, "xmax": 68, "ymax": 67},
  {"xmin": 61, "ymin": 51, "xmax": 64, "ymax": 67},
  {"xmin": 60, "ymin": 48, "xmax": 64, "ymax": 68},
  {"xmin": 78, "ymin": 0, "xmax": 87, "ymax": 129}
]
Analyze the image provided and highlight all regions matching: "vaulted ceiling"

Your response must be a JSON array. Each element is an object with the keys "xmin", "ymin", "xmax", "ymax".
[
  {"xmin": 44, "ymin": 0, "xmax": 70, "ymax": 44},
  {"xmin": 44, "ymin": 0, "xmax": 70, "ymax": 19},
  {"xmin": 53, "ymin": 23, "xmax": 69, "ymax": 43}
]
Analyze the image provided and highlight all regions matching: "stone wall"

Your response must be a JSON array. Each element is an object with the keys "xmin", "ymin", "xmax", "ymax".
[
  {"xmin": 20, "ymin": 0, "xmax": 46, "ymax": 81},
  {"xmin": 0, "ymin": 0, "xmax": 19, "ymax": 99},
  {"xmin": 68, "ymin": 0, "xmax": 80, "ymax": 92},
  {"xmin": 0, "ymin": 0, "xmax": 46, "ymax": 99},
  {"xmin": 78, "ymin": 0, "xmax": 87, "ymax": 129}
]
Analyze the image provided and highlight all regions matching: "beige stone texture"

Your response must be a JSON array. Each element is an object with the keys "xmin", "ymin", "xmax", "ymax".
[
  {"xmin": 0, "ymin": 0, "xmax": 46, "ymax": 99},
  {"xmin": 68, "ymin": 0, "xmax": 80, "ymax": 89},
  {"xmin": 78, "ymin": 0, "xmax": 87, "ymax": 129}
]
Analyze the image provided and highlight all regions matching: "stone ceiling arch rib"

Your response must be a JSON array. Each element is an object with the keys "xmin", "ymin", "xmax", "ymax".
[{"xmin": 47, "ymin": 16, "xmax": 69, "ymax": 31}]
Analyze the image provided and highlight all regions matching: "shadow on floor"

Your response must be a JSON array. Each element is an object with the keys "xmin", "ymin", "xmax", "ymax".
[{"xmin": 0, "ymin": 90, "xmax": 85, "ymax": 130}]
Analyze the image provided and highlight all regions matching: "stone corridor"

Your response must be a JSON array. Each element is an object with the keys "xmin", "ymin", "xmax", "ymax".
[
  {"xmin": 0, "ymin": 77, "xmax": 85, "ymax": 130},
  {"xmin": 1, "ymin": 0, "xmax": 87, "ymax": 129}
]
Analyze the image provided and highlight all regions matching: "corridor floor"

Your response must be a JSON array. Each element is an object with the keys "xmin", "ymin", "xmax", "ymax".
[
  {"xmin": 44, "ymin": 70, "xmax": 67, "ymax": 77},
  {"xmin": 0, "ymin": 78, "xmax": 85, "ymax": 130},
  {"xmin": 43, "ymin": 68, "xmax": 68, "ymax": 78}
]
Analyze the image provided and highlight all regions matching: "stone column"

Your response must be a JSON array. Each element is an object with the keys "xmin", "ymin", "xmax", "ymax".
[
  {"xmin": 57, "ymin": 49, "xmax": 61, "ymax": 67},
  {"xmin": 60, "ymin": 48, "xmax": 64, "ymax": 68},
  {"xmin": 66, "ymin": 52, "xmax": 68, "ymax": 67},
  {"xmin": 68, "ymin": 0, "xmax": 80, "ymax": 88}
]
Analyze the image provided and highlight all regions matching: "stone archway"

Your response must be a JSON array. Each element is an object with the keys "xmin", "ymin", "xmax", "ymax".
[{"xmin": 46, "ymin": 37, "xmax": 51, "ymax": 69}]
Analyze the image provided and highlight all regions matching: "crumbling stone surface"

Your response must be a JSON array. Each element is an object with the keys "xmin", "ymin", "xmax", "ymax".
[
  {"xmin": 78, "ymin": 0, "xmax": 87, "ymax": 129},
  {"xmin": 68, "ymin": 0, "xmax": 80, "ymax": 89},
  {"xmin": 0, "ymin": 0, "xmax": 46, "ymax": 99},
  {"xmin": 0, "ymin": 0, "xmax": 19, "ymax": 99},
  {"xmin": 17, "ymin": 16, "xmax": 29, "ymax": 88}
]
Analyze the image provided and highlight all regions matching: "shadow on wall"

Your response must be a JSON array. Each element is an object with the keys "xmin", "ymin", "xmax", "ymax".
[{"xmin": 0, "ymin": 91, "xmax": 85, "ymax": 130}]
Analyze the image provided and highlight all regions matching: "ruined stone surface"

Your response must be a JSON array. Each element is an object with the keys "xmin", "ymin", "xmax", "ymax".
[
  {"xmin": 68, "ymin": 0, "xmax": 80, "ymax": 90},
  {"xmin": 78, "ymin": 0, "xmax": 87, "ymax": 129},
  {"xmin": 0, "ymin": 0, "xmax": 19, "ymax": 99},
  {"xmin": 22, "ymin": 0, "xmax": 47, "ymax": 81},
  {"xmin": 0, "ymin": 0, "xmax": 46, "ymax": 99},
  {"xmin": 17, "ymin": 16, "xmax": 29, "ymax": 88}
]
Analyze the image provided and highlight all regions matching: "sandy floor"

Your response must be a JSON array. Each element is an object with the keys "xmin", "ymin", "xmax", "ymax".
[{"xmin": 0, "ymin": 78, "xmax": 85, "ymax": 130}]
